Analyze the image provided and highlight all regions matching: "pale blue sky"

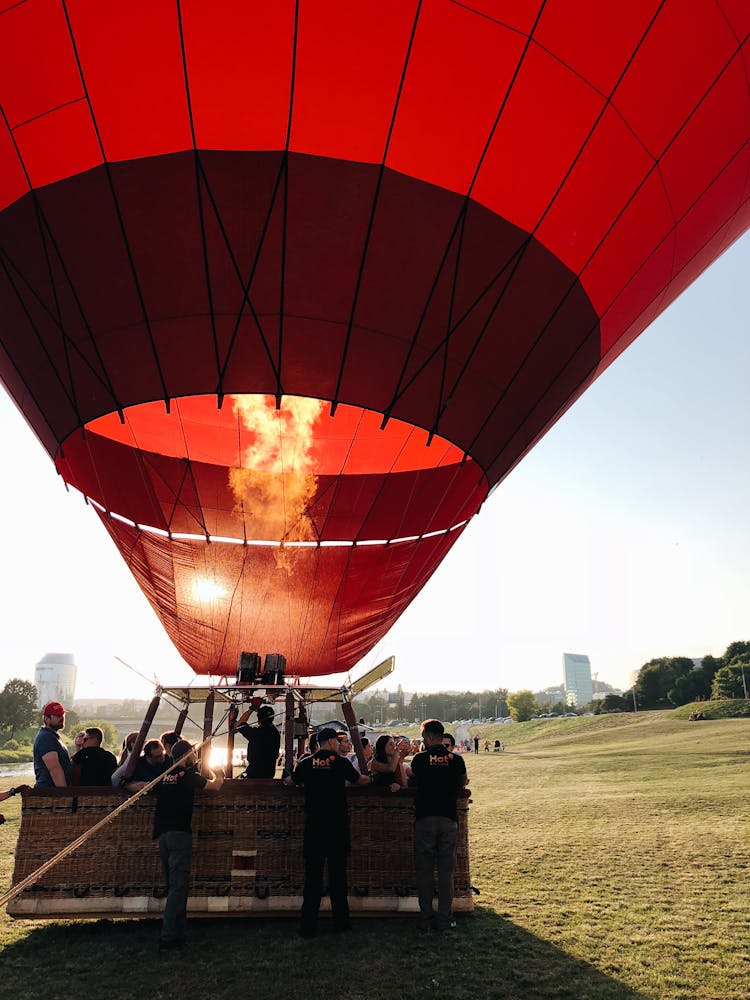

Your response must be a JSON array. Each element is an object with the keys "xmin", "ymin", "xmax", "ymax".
[{"xmin": 0, "ymin": 232, "xmax": 747, "ymax": 701}]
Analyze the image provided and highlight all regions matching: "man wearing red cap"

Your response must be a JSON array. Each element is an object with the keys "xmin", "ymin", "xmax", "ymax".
[{"xmin": 33, "ymin": 702, "xmax": 72, "ymax": 788}]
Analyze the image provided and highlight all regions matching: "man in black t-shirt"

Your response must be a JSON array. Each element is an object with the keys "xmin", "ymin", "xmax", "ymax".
[
  {"xmin": 410, "ymin": 719, "xmax": 467, "ymax": 932},
  {"xmin": 126, "ymin": 739, "xmax": 170, "ymax": 792},
  {"xmin": 71, "ymin": 727, "xmax": 117, "ymax": 785},
  {"xmin": 289, "ymin": 727, "xmax": 370, "ymax": 937},
  {"xmin": 233, "ymin": 704, "xmax": 281, "ymax": 778},
  {"xmin": 153, "ymin": 739, "xmax": 223, "ymax": 950}
]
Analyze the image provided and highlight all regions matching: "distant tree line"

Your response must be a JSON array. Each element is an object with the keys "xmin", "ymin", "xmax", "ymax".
[
  {"xmin": 0, "ymin": 678, "xmax": 37, "ymax": 739},
  {"xmin": 595, "ymin": 640, "xmax": 750, "ymax": 713},
  {"xmin": 353, "ymin": 640, "xmax": 750, "ymax": 725},
  {"xmin": 0, "ymin": 678, "xmax": 120, "ymax": 752},
  {"xmin": 351, "ymin": 686, "xmax": 510, "ymax": 725}
]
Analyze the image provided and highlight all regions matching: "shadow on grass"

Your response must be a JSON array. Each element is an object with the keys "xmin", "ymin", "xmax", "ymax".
[{"xmin": 0, "ymin": 906, "xmax": 647, "ymax": 1000}]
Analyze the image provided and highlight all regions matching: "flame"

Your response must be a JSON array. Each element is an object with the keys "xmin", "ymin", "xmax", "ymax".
[{"xmin": 229, "ymin": 395, "xmax": 324, "ymax": 547}]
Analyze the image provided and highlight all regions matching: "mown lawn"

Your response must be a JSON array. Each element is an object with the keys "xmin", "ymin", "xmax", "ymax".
[{"xmin": 1, "ymin": 712, "xmax": 748, "ymax": 1000}]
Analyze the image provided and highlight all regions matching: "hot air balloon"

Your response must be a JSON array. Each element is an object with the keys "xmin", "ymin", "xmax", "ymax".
[
  {"xmin": 0, "ymin": 1, "xmax": 747, "ymax": 684},
  {"xmin": 3, "ymin": 0, "xmax": 749, "ymax": 928}
]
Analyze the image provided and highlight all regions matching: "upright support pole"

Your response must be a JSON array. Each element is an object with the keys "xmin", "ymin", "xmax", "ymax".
[
  {"xmin": 227, "ymin": 704, "xmax": 238, "ymax": 776},
  {"xmin": 297, "ymin": 700, "xmax": 309, "ymax": 757},
  {"xmin": 341, "ymin": 697, "xmax": 367, "ymax": 774},
  {"xmin": 283, "ymin": 691, "xmax": 295, "ymax": 779},
  {"xmin": 175, "ymin": 706, "xmax": 189, "ymax": 734},
  {"xmin": 201, "ymin": 691, "xmax": 215, "ymax": 776},
  {"xmin": 120, "ymin": 695, "xmax": 161, "ymax": 782}
]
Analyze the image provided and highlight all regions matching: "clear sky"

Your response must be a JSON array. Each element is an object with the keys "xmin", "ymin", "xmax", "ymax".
[{"xmin": 0, "ymin": 232, "xmax": 747, "ymax": 702}]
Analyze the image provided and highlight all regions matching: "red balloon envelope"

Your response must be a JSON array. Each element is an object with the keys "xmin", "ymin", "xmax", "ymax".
[{"xmin": 0, "ymin": 1, "xmax": 748, "ymax": 676}]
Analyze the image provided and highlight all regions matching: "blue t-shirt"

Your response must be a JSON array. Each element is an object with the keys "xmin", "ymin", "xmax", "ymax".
[{"xmin": 33, "ymin": 726, "xmax": 73, "ymax": 788}]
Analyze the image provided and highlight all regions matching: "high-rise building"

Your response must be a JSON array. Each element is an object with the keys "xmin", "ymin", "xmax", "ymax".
[
  {"xmin": 34, "ymin": 652, "xmax": 77, "ymax": 709},
  {"xmin": 563, "ymin": 653, "xmax": 593, "ymax": 707}
]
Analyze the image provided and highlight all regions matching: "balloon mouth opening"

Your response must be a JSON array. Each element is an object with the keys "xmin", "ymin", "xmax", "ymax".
[
  {"xmin": 84, "ymin": 393, "xmax": 469, "ymax": 476},
  {"xmin": 65, "ymin": 393, "xmax": 485, "ymax": 547}
]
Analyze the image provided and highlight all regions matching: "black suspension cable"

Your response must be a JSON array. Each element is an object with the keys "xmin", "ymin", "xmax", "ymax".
[
  {"xmin": 330, "ymin": 0, "xmax": 424, "ymax": 416},
  {"xmin": 176, "ymin": 0, "xmax": 221, "ymax": 397},
  {"xmin": 0, "ymin": 100, "xmax": 121, "ymax": 426},
  {"xmin": 483, "ymin": 143, "xmax": 750, "ymax": 478},
  {"xmin": 472, "ymin": 33, "xmax": 750, "ymax": 464},
  {"xmin": 381, "ymin": 0, "xmax": 548, "ymax": 428},
  {"xmin": 276, "ymin": 0, "xmax": 301, "ymax": 407},
  {"xmin": 437, "ymin": 0, "xmax": 671, "ymax": 424},
  {"xmin": 61, "ymin": 0, "xmax": 172, "ymax": 411}
]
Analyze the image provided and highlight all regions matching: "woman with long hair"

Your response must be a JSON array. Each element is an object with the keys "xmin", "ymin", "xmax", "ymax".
[{"xmin": 370, "ymin": 734, "xmax": 410, "ymax": 792}]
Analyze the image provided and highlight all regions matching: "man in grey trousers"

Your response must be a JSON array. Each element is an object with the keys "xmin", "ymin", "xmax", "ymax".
[
  {"xmin": 153, "ymin": 739, "xmax": 223, "ymax": 951},
  {"xmin": 410, "ymin": 719, "xmax": 467, "ymax": 932}
]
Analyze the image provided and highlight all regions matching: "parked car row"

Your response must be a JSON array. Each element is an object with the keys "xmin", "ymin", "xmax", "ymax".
[
  {"xmin": 450, "ymin": 716, "xmax": 516, "ymax": 725},
  {"xmin": 531, "ymin": 712, "xmax": 580, "ymax": 719}
]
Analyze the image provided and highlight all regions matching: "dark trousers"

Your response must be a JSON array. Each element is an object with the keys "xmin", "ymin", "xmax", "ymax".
[
  {"xmin": 158, "ymin": 830, "xmax": 192, "ymax": 942},
  {"xmin": 301, "ymin": 820, "xmax": 350, "ymax": 931},
  {"xmin": 413, "ymin": 815, "xmax": 458, "ymax": 929}
]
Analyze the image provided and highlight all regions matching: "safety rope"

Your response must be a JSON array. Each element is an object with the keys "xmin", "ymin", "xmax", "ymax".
[{"xmin": 0, "ymin": 719, "xmax": 229, "ymax": 911}]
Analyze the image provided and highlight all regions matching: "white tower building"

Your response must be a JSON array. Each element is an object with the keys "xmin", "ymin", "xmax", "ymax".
[{"xmin": 34, "ymin": 652, "xmax": 77, "ymax": 709}]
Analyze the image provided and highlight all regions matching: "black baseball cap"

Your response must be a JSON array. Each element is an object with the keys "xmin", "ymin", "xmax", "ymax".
[{"xmin": 171, "ymin": 739, "xmax": 194, "ymax": 761}]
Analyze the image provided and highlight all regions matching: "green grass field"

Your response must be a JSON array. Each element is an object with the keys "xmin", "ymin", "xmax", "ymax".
[{"xmin": 1, "ymin": 711, "xmax": 748, "ymax": 999}]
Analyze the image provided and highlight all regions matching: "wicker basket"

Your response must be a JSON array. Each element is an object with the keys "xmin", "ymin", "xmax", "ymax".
[{"xmin": 9, "ymin": 783, "xmax": 473, "ymax": 920}]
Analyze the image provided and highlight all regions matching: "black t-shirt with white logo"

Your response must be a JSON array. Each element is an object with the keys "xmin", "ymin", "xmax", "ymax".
[
  {"xmin": 153, "ymin": 765, "xmax": 207, "ymax": 838},
  {"xmin": 291, "ymin": 750, "xmax": 359, "ymax": 819},
  {"xmin": 410, "ymin": 744, "xmax": 466, "ymax": 821}
]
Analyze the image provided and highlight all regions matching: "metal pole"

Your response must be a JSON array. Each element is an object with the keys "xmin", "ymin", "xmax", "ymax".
[
  {"xmin": 226, "ymin": 704, "xmax": 237, "ymax": 776},
  {"xmin": 342, "ymin": 697, "xmax": 367, "ymax": 774},
  {"xmin": 741, "ymin": 663, "xmax": 748, "ymax": 700},
  {"xmin": 201, "ymin": 690, "xmax": 215, "ymax": 776},
  {"xmin": 283, "ymin": 690, "xmax": 295, "ymax": 779},
  {"xmin": 174, "ymin": 705, "xmax": 189, "ymax": 734},
  {"xmin": 632, "ymin": 689, "xmax": 638, "ymax": 713},
  {"xmin": 120, "ymin": 694, "xmax": 161, "ymax": 782}
]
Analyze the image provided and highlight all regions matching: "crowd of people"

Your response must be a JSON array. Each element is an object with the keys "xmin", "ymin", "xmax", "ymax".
[{"xmin": 1, "ymin": 701, "xmax": 470, "ymax": 949}]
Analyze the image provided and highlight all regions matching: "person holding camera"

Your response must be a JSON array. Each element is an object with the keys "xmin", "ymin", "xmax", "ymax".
[{"xmin": 370, "ymin": 733, "xmax": 411, "ymax": 791}]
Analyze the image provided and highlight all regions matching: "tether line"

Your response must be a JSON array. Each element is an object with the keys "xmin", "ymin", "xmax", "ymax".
[{"xmin": 0, "ymin": 725, "xmax": 228, "ymax": 910}]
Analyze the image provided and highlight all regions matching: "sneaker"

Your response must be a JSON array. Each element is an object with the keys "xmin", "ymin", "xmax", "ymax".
[{"xmin": 434, "ymin": 919, "xmax": 457, "ymax": 932}]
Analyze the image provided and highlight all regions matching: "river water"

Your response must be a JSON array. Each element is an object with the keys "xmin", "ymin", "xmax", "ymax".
[{"xmin": 0, "ymin": 762, "xmax": 34, "ymax": 779}]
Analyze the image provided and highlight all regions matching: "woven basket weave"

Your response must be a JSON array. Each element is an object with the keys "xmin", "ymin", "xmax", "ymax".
[{"xmin": 9, "ymin": 783, "xmax": 472, "ymax": 919}]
